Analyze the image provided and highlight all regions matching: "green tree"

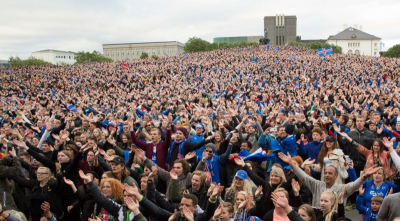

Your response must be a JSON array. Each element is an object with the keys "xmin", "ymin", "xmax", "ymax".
[
  {"xmin": 209, "ymin": 43, "xmax": 219, "ymax": 51},
  {"xmin": 8, "ymin": 56, "xmax": 52, "ymax": 67},
  {"xmin": 331, "ymin": 45, "xmax": 343, "ymax": 54},
  {"xmin": 74, "ymin": 50, "xmax": 112, "ymax": 64},
  {"xmin": 151, "ymin": 54, "xmax": 159, "ymax": 59},
  {"xmin": 140, "ymin": 52, "xmax": 149, "ymax": 59},
  {"xmin": 308, "ymin": 42, "xmax": 323, "ymax": 50},
  {"xmin": 383, "ymin": 44, "xmax": 400, "ymax": 58},
  {"xmin": 184, "ymin": 37, "xmax": 211, "ymax": 53}
]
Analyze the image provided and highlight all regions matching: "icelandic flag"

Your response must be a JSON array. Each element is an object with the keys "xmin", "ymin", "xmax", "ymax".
[
  {"xmin": 317, "ymin": 47, "xmax": 333, "ymax": 57},
  {"xmin": 266, "ymin": 43, "xmax": 270, "ymax": 51},
  {"xmin": 121, "ymin": 61, "xmax": 129, "ymax": 70},
  {"xmin": 68, "ymin": 105, "xmax": 77, "ymax": 112},
  {"xmin": 243, "ymin": 148, "xmax": 276, "ymax": 162}
]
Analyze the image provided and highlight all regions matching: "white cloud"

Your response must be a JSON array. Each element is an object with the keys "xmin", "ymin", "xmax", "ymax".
[{"xmin": 0, "ymin": 0, "xmax": 399, "ymax": 60}]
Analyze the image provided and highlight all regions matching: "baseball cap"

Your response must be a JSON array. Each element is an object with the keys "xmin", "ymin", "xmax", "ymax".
[
  {"xmin": 326, "ymin": 136, "xmax": 337, "ymax": 143},
  {"xmin": 110, "ymin": 156, "xmax": 125, "ymax": 165},
  {"xmin": 235, "ymin": 170, "xmax": 248, "ymax": 180}
]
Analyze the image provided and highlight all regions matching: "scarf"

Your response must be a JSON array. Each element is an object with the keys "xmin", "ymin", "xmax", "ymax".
[{"xmin": 165, "ymin": 138, "xmax": 186, "ymax": 168}]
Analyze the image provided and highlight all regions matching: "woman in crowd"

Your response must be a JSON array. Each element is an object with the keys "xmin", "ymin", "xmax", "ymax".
[
  {"xmin": 232, "ymin": 189, "xmax": 264, "ymax": 220},
  {"xmin": 310, "ymin": 136, "xmax": 348, "ymax": 184},
  {"xmin": 224, "ymin": 170, "xmax": 254, "ymax": 205},
  {"xmin": 262, "ymin": 188, "xmax": 304, "ymax": 221},
  {"xmin": 298, "ymin": 204, "xmax": 316, "ymax": 221},
  {"xmin": 339, "ymin": 132, "xmax": 399, "ymax": 179},
  {"xmin": 11, "ymin": 167, "xmax": 63, "ymax": 221}
]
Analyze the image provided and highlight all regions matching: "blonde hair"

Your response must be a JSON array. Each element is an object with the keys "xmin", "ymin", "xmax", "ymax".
[
  {"xmin": 228, "ymin": 178, "xmax": 253, "ymax": 197},
  {"xmin": 273, "ymin": 188, "xmax": 289, "ymax": 199},
  {"xmin": 269, "ymin": 167, "xmax": 286, "ymax": 188},
  {"xmin": 233, "ymin": 191, "xmax": 253, "ymax": 212},
  {"xmin": 321, "ymin": 191, "xmax": 338, "ymax": 221},
  {"xmin": 37, "ymin": 167, "xmax": 55, "ymax": 180}
]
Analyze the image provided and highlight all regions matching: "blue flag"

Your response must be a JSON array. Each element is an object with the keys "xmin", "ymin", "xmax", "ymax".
[
  {"xmin": 68, "ymin": 105, "xmax": 77, "ymax": 112},
  {"xmin": 317, "ymin": 47, "xmax": 333, "ymax": 57},
  {"xmin": 266, "ymin": 43, "xmax": 270, "ymax": 51},
  {"xmin": 243, "ymin": 148, "xmax": 275, "ymax": 162}
]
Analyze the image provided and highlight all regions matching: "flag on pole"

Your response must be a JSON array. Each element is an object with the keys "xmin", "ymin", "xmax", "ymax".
[
  {"xmin": 317, "ymin": 47, "xmax": 333, "ymax": 57},
  {"xmin": 243, "ymin": 148, "xmax": 275, "ymax": 162}
]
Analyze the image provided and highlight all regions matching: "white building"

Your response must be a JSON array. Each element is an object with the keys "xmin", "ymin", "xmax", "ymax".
[
  {"xmin": 31, "ymin": 49, "xmax": 76, "ymax": 65},
  {"xmin": 326, "ymin": 27, "xmax": 381, "ymax": 56},
  {"xmin": 103, "ymin": 41, "xmax": 184, "ymax": 61}
]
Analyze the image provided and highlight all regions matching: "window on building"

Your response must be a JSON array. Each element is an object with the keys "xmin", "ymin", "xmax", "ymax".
[
  {"xmin": 158, "ymin": 48, "xmax": 160, "ymax": 55},
  {"xmin": 69, "ymin": 56, "xmax": 71, "ymax": 59},
  {"xmin": 374, "ymin": 43, "xmax": 377, "ymax": 46},
  {"xmin": 348, "ymin": 43, "xmax": 351, "ymax": 47},
  {"xmin": 117, "ymin": 51, "xmax": 120, "ymax": 56},
  {"xmin": 137, "ymin": 50, "xmax": 139, "ymax": 55},
  {"xmin": 163, "ymin": 49, "xmax": 165, "ymax": 55},
  {"xmin": 126, "ymin": 50, "xmax": 129, "ymax": 55},
  {"xmin": 152, "ymin": 49, "xmax": 155, "ymax": 55},
  {"xmin": 132, "ymin": 50, "xmax": 134, "ymax": 55},
  {"xmin": 348, "ymin": 50, "xmax": 353, "ymax": 54},
  {"xmin": 358, "ymin": 43, "xmax": 360, "ymax": 47},
  {"xmin": 122, "ymin": 51, "xmax": 124, "ymax": 56},
  {"xmin": 355, "ymin": 49, "xmax": 360, "ymax": 55},
  {"xmin": 64, "ymin": 56, "xmax": 66, "ymax": 59},
  {"xmin": 374, "ymin": 52, "xmax": 377, "ymax": 55},
  {"xmin": 112, "ymin": 51, "xmax": 114, "ymax": 56}
]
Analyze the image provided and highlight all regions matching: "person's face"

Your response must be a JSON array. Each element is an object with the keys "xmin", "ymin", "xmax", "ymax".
[
  {"xmin": 87, "ymin": 140, "xmax": 96, "ymax": 147},
  {"xmin": 373, "ymin": 170, "xmax": 384, "ymax": 183},
  {"xmin": 215, "ymin": 134, "xmax": 221, "ymax": 142},
  {"xmin": 122, "ymin": 135, "xmax": 128, "ymax": 143},
  {"xmin": 87, "ymin": 151, "xmax": 95, "ymax": 162},
  {"xmin": 270, "ymin": 173, "xmax": 282, "ymax": 185},
  {"xmin": 219, "ymin": 207, "xmax": 233, "ymax": 221},
  {"xmin": 195, "ymin": 126, "xmax": 203, "ymax": 135},
  {"xmin": 82, "ymin": 121, "xmax": 89, "ymax": 128},
  {"xmin": 234, "ymin": 176, "xmax": 244, "ymax": 188},
  {"xmin": 123, "ymin": 125, "xmax": 129, "ymax": 132},
  {"xmin": 369, "ymin": 123, "xmax": 377, "ymax": 131},
  {"xmin": 371, "ymin": 201, "xmax": 381, "ymax": 212},
  {"xmin": 180, "ymin": 197, "xmax": 196, "ymax": 213},
  {"xmin": 42, "ymin": 143, "xmax": 50, "ymax": 152},
  {"xmin": 110, "ymin": 162, "xmax": 123, "ymax": 174},
  {"xmin": 272, "ymin": 191, "xmax": 287, "ymax": 208},
  {"xmin": 320, "ymin": 193, "xmax": 334, "ymax": 212},
  {"xmin": 298, "ymin": 208, "xmax": 312, "ymax": 221},
  {"xmin": 102, "ymin": 181, "xmax": 113, "ymax": 198},
  {"xmin": 145, "ymin": 123, "xmax": 152, "ymax": 130},
  {"xmin": 20, "ymin": 155, "xmax": 31, "ymax": 164},
  {"xmin": 173, "ymin": 163, "xmax": 184, "ymax": 177},
  {"xmin": 372, "ymin": 142, "xmax": 381, "ymax": 152},
  {"xmin": 57, "ymin": 152, "xmax": 70, "ymax": 163},
  {"xmin": 278, "ymin": 127, "xmax": 286, "ymax": 138},
  {"xmin": 240, "ymin": 142, "xmax": 249, "ymax": 151},
  {"xmin": 175, "ymin": 131, "xmax": 184, "ymax": 141},
  {"xmin": 140, "ymin": 176, "xmax": 148, "ymax": 192},
  {"xmin": 66, "ymin": 147, "xmax": 74, "ymax": 156},
  {"xmin": 101, "ymin": 174, "xmax": 109, "ymax": 180},
  {"xmin": 150, "ymin": 131, "xmax": 160, "ymax": 142},
  {"xmin": 347, "ymin": 119, "xmax": 353, "ymax": 127},
  {"xmin": 204, "ymin": 147, "xmax": 214, "ymax": 159},
  {"xmin": 235, "ymin": 193, "xmax": 246, "ymax": 207},
  {"xmin": 32, "ymin": 138, "xmax": 39, "ymax": 146},
  {"xmin": 326, "ymin": 141, "xmax": 334, "ymax": 148},
  {"xmin": 93, "ymin": 130, "xmax": 100, "ymax": 137},
  {"xmin": 356, "ymin": 118, "xmax": 365, "ymax": 129},
  {"xmin": 373, "ymin": 114, "xmax": 381, "ymax": 123},
  {"xmin": 248, "ymin": 126, "xmax": 255, "ymax": 134},
  {"xmin": 312, "ymin": 132, "xmax": 321, "ymax": 141},
  {"xmin": 396, "ymin": 124, "xmax": 400, "ymax": 131},
  {"xmin": 338, "ymin": 116, "xmax": 344, "ymax": 125},
  {"xmin": 324, "ymin": 167, "xmax": 337, "ymax": 185},
  {"xmin": 89, "ymin": 124, "xmax": 96, "ymax": 131},
  {"xmin": 36, "ymin": 168, "xmax": 49, "ymax": 182},
  {"xmin": 191, "ymin": 175, "xmax": 202, "ymax": 191}
]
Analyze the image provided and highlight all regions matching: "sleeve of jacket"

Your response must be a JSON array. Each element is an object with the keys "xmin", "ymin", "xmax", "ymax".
[
  {"xmin": 348, "ymin": 168, "xmax": 358, "ymax": 182},
  {"xmin": 344, "ymin": 177, "xmax": 364, "ymax": 198},
  {"xmin": 242, "ymin": 164, "xmax": 267, "ymax": 187},
  {"xmin": 130, "ymin": 131, "xmax": 148, "ymax": 151},
  {"xmin": 199, "ymin": 198, "xmax": 218, "ymax": 221},
  {"xmin": 145, "ymin": 159, "xmax": 170, "ymax": 183},
  {"xmin": 287, "ymin": 209, "xmax": 305, "ymax": 221},
  {"xmin": 355, "ymin": 194, "xmax": 368, "ymax": 214},
  {"xmin": 0, "ymin": 157, "xmax": 23, "ymax": 178},
  {"xmin": 11, "ymin": 175, "xmax": 36, "ymax": 189},
  {"xmin": 27, "ymin": 149, "xmax": 56, "ymax": 172},
  {"xmin": 195, "ymin": 160, "xmax": 206, "ymax": 171},
  {"xmin": 139, "ymin": 197, "xmax": 173, "ymax": 221},
  {"xmin": 87, "ymin": 181, "xmax": 124, "ymax": 219},
  {"xmin": 97, "ymin": 154, "xmax": 111, "ymax": 171},
  {"xmin": 133, "ymin": 213, "xmax": 147, "ymax": 221},
  {"xmin": 168, "ymin": 179, "xmax": 182, "ymax": 203}
]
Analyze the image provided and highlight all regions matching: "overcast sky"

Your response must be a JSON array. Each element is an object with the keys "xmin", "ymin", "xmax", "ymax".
[{"xmin": 1, "ymin": 0, "xmax": 399, "ymax": 60}]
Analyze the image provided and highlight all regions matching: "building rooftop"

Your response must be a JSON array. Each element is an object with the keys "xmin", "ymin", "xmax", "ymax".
[
  {"xmin": 328, "ymin": 28, "xmax": 381, "ymax": 40},
  {"xmin": 33, "ymin": 49, "xmax": 76, "ymax": 54},
  {"xmin": 103, "ymin": 41, "xmax": 184, "ymax": 46}
]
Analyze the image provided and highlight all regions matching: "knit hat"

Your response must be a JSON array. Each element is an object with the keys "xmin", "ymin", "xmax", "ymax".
[
  {"xmin": 249, "ymin": 124, "xmax": 258, "ymax": 132},
  {"xmin": 106, "ymin": 122, "xmax": 116, "ymax": 131},
  {"xmin": 285, "ymin": 124, "xmax": 295, "ymax": 135},
  {"xmin": 205, "ymin": 143, "xmax": 217, "ymax": 152},
  {"xmin": 177, "ymin": 127, "xmax": 188, "ymax": 137}
]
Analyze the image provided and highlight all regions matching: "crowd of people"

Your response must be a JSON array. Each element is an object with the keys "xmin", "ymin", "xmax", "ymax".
[{"xmin": 1, "ymin": 44, "xmax": 400, "ymax": 221}]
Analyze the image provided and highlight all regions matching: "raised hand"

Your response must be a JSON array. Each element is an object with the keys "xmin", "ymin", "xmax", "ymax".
[
  {"xmin": 213, "ymin": 203, "xmax": 223, "ymax": 220},
  {"xmin": 255, "ymin": 186, "xmax": 263, "ymax": 197},
  {"xmin": 169, "ymin": 169, "xmax": 178, "ymax": 180},
  {"xmin": 291, "ymin": 179, "xmax": 300, "ymax": 196},
  {"xmin": 168, "ymin": 209, "xmax": 177, "ymax": 221},
  {"xmin": 278, "ymin": 152, "xmax": 292, "ymax": 164},
  {"xmin": 124, "ymin": 196, "xmax": 140, "ymax": 213},
  {"xmin": 185, "ymin": 152, "xmax": 196, "ymax": 161},
  {"xmin": 338, "ymin": 185, "xmax": 345, "ymax": 204},
  {"xmin": 302, "ymin": 158, "xmax": 315, "ymax": 168},
  {"xmin": 63, "ymin": 177, "xmax": 74, "ymax": 186},
  {"xmin": 234, "ymin": 158, "xmax": 245, "ymax": 167},
  {"xmin": 211, "ymin": 183, "xmax": 224, "ymax": 199},
  {"xmin": 79, "ymin": 170, "xmax": 92, "ymax": 182},
  {"xmin": 148, "ymin": 166, "xmax": 158, "ymax": 179},
  {"xmin": 271, "ymin": 192, "xmax": 289, "ymax": 209},
  {"xmin": 207, "ymin": 183, "xmax": 216, "ymax": 196},
  {"xmin": 363, "ymin": 165, "xmax": 383, "ymax": 177}
]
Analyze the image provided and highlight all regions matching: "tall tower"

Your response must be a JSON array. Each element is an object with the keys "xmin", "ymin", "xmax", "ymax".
[{"xmin": 264, "ymin": 14, "xmax": 297, "ymax": 45}]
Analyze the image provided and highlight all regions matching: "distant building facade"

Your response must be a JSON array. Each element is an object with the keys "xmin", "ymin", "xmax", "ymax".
[
  {"xmin": 213, "ymin": 36, "xmax": 263, "ymax": 44},
  {"xmin": 31, "ymin": 49, "xmax": 76, "ymax": 65},
  {"xmin": 296, "ymin": 36, "xmax": 326, "ymax": 45},
  {"xmin": 102, "ymin": 41, "xmax": 184, "ymax": 61},
  {"xmin": 0, "ymin": 60, "xmax": 8, "ymax": 68},
  {"xmin": 326, "ymin": 27, "xmax": 381, "ymax": 56},
  {"xmin": 264, "ymin": 14, "xmax": 297, "ymax": 45}
]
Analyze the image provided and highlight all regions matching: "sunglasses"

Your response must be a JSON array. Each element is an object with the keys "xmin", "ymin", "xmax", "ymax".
[
  {"xmin": 196, "ymin": 127, "xmax": 203, "ymax": 129},
  {"xmin": 205, "ymin": 150, "xmax": 213, "ymax": 153}
]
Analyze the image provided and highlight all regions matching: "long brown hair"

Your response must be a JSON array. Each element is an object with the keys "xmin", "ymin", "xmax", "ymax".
[
  {"xmin": 317, "ymin": 141, "xmax": 338, "ymax": 168},
  {"xmin": 298, "ymin": 204, "xmax": 316, "ymax": 221}
]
